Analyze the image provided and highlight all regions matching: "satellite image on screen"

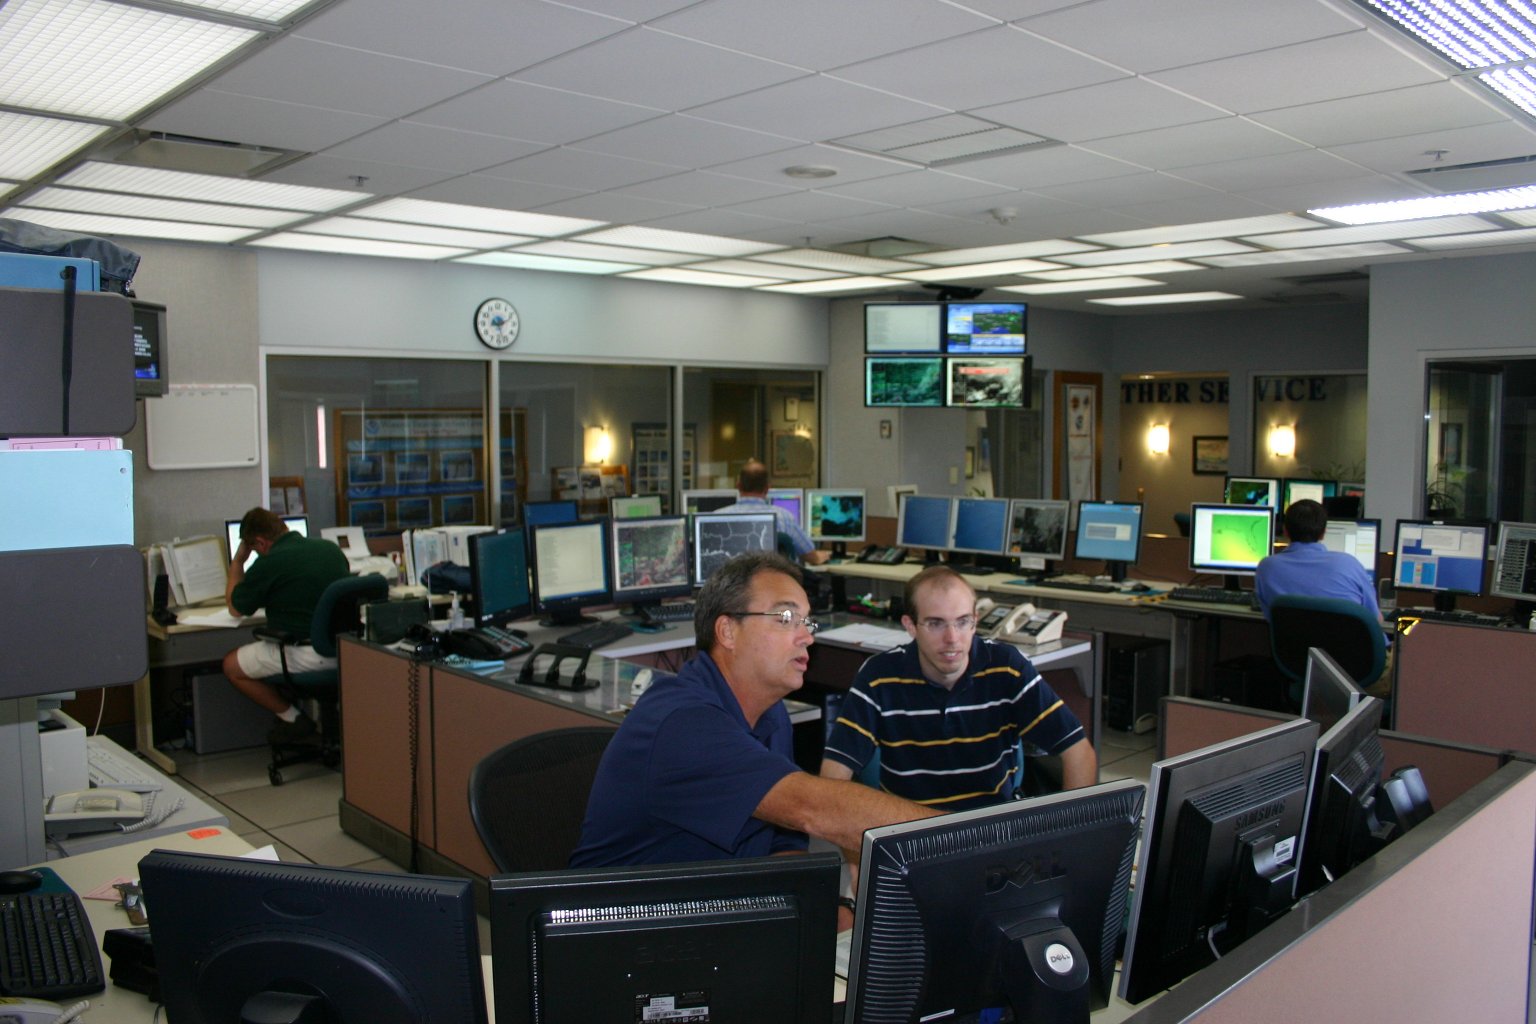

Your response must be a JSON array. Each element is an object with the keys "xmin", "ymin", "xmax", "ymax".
[
  {"xmin": 615, "ymin": 521, "xmax": 688, "ymax": 591},
  {"xmin": 867, "ymin": 358, "xmax": 943, "ymax": 406},
  {"xmin": 948, "ymin": 359, "xmax": 1024, "ymax": 407},
  {"xmin": 695, "ymin": 517, "xmax": 775, "ymax": 581}
]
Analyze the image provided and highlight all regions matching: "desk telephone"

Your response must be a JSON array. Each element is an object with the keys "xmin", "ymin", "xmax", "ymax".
[
  {"xmin": 976, "ymin": 598, "xmax": 1067, "ymax": 646},
  {"xmin": 856, "ymin": 544, "xmax": 907, "ymax": 565},
  {"xmin": 43, "ymin": 789, "xmax": 148, "ymax": 835},
  {"xmin": 0, "ymin": 997, "xmax": 89, "ymax": 1023},
  {"xmin": 404, "ymin": 624, "xmax": 530, "ymax": 661}
]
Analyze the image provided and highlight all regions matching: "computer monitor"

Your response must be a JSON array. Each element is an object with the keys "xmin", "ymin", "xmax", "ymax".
[
  {"xmin": 1008, "ymin": 498, "xmax": 1069, "ymax": 570},
  {"xmin": 138, "ymin": 850, "xmax": 487, "ymax": 1024},
  {"xmin": 1223, "ymin": 475, "xmax": 1280, "ymax": 509},
  {"xmin": 845, "ymin": 779, "xmax": 1143, "ymax": 1024},
  {"xmin": 468, "ymin": 527, "xmax": 531, "ymax": 628},
  {"xmin": 949, "ymin": 496, "xmax": 1011, "ymax": 556},
  {"xmin": 864, "ymin": 301, "xmax": 942, "ymax": 353},
  {"xmin": 490, "ymin": 852, "xmax": 839, "ymax": 1024},
  {"xmin": 865, "ymin": 356, "xmax": 944, "ymax": 406},
  {"xmin": 1298, "ymin": 695, "xmax": 1390, "ymax": 895},
  {"xmin": 1188, "ymin": 502, "xmax": 1274, "ymax": 588},
  {"xmin": 1490, "ymin": 520, "xmax": 1536, "ymax": 605},
  {"xmin": 609, "ymin": 514, "xmax": 691, "ymax": 609},
  {"xmin": 609, "ymin": 494, "xmax": 662, "ymax": 519},
  {"xmin": 1392, "ymin": 519, "xmax": 1490, "ymax": 610},
  {"xmin": 1118, "ymin": 719, "xmax": 1319, "ymax": 1005},
  {"xmin": 681, "ymin": 488, "xmax": 738, "ymax": 515},
  {"xmin": 131, "ymin": 299, "xmax": 168, "ymax": 398},
  {"xmin": 528, "ymin": 518, "xmax": 612, "ymax": 627},
  {"xmin": 946, "ymin": 357, "xmax": 1027, "ymax": 408},
  {"xmin": 897, "ymin": 493, "xmax": 954, "ymax": 552},
  {"xmin": 1300, "ymin": 647, "xmax": 1365, "ymax": 735},
  {"xmin": 523, "ymin": 499, "xmax": 579, "ymax": 527},
  {"xmin": 224, "ymin": 514, "xmax": 309, "ymax": 570},
  {"xmin": 767, "ymin": 486, "xmax": 805, "ymax": 529},
  {"xmin": 1281, "ymin": 477, "xmax": 1337, "ymax": 511},
  {"xmin": 692, "ymin": 511, "xmax": 776, "ymax": 583},
  {"xmin": 943, "ymin": 300, "xmax": 1026, "ymax": 355},
  {"xmin": 1320, "ymin": 517, "xmax": 1381, "ymax": 573},
  {"xmin": 1073, "ymin": 500, "xmax": 1143, "ymax": 582},
  {"xmin": 806, "ymin": 488, "xmax": 866, "ymax": 556}
]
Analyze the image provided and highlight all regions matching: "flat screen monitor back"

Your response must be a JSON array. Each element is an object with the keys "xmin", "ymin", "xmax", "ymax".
[
  {"xmin": 469, "ymin": 527, "xmax": 531, "ymax": 627},
  {"xmin": 1299, "ymin": 695, "xmax": 1388, "ymax": 895},
  {"xmin": 1300, "ymin": 647, "xmax": 1365, "ymax": 735}
]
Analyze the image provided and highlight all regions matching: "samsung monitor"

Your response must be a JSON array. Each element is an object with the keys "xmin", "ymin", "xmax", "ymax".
[
  {"xmin": 609, "ymin": 514, "xmax": 691, "ymax": 609},
  {"xmin": 1073, "ymin": 501, "xmax": 1144, "ymax": 582},
  {"xmin": 864, "ymin": 301, "xmax": 942, "ymax": 353},
  {"xmin": 139, "ymin": 850, "xmax": 487, "ymax": 1024},
  {"xmin": 469, "ymin": 527, "xmax": 531, "ymax": 628},
  {"xmin": 1320, "ymin": 517, "xmax": 1381, "ymax": 574},
  {"xmin": 767, "ymin": 486, "xmax": 805, "ymax": 530},
  {"xmin": 897, "ymin": 493, "xmax": 954, "ymax": 552},
  {"xmin": 609, "ymin": 494, "xmax": 662, "ymax": 519},
  {"xmin": 865, "ymin": 356, "xmax": 944, "ymax": 406},
  {"xmin": 1281, "ymin": 477, "xmax": 1338, "ymax": 511},
  {"xmin": 806, "ymin": 488, "xmax": 866, "ymax": 554},
  {"xmin": 1300, "ymin": 647, "xmax": 1366, "ymax": 735},
  {"xmin": 1490, "ymin": 520, "xmax": 1536, "ymax": 604},
  {"xmin": 1392, "ymin": 519, "xmax": 1490, "ymax": 609},
  {"xmin": 950, "ymin": 496, "xmax": 1011, "ymax": 556},
  {"xmin": 224, "ymin": 514, "xmax": 309, "ymax": 570},
  {"xmin": 943, "ymin": 301, "xmax": 1026, "ymax": 355},
  {"xmin": 1223, "ymin": 475, "xmax": 1280, "ymax": 509},
  {"xmin": 523, "ymin": 499, "xmax": 579, "ymax": 527},
  {"xmin": 1188, "ymin": 503, "xmax": 1274, "ymax": 587},
  {"xmin": 1008, "ymin": 498, "xmax": 1070, "ymax": 569},
  {"xmin": 845, "ymin": 779, "xmax": 1143, "ymax": 1024},
  {"xmin": 528, "ymin": 518, "xmax": 612, "ymax": 627},
  {"xmin": 131, "ymin": 299, "xmax": 168, "ymax": 397},
  {"xmin": 681, "ymin": 488, "xmax": 738, "ymax": 515},
  {"xmin": 491, "ymin": 852, "xmax": 839, "ymax": 1024},
  {"xmin": 1118, "ymin": 719, "xmax": 1319, "ymax": 1005},
  {"xmin": 946, "ymin": 357, "xmax": 1027, "ymax": 408},
  {"xmin": 1298, "ymin": 695, "xmax": 1390, "ymax": 896},
  {"xmin": 691, "ymin": 511, "xmax": 776, "ymax": 584}
]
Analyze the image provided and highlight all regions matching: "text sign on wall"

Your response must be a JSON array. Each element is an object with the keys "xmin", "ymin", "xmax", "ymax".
[{"xmin": 1120, "ymin": 379, "xmax": 1229, "ymax": 405}]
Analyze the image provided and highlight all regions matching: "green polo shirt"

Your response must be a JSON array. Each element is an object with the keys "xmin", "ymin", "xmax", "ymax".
[{"xmin": 230, "ymin": 532, "xmax": 350, "ymax": 637}]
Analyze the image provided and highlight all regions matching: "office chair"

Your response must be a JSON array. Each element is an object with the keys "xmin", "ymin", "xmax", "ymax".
[
  {"xmin": 1268, "ymin": 594, "xmax": 1387, "ymax": 712},
  {"xmin": 468, "ymin": 727, "xmax": 614, "ymax": 872},
  {"xmin": 254, "ymin": 573, "xmax": 388, "ymax": 785}
]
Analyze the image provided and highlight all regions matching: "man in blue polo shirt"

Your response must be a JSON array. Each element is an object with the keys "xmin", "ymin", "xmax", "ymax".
[
  {"xmin": 571, "ymin": 552, "xmax": 934, "ymax": 867},
  {"xmin": 714, "ymin": 458, "xmax": 829, "ymax": 565},
  {"xmin": 820, "ymin": 565, "xmax": 1097, "ymax": 810}
]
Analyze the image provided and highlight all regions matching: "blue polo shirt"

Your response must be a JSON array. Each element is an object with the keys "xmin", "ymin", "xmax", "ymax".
[
  {"xmin": 1255, "ymin": 541, "xmax": 1381, "ymax": 621},
  {"xmin": 715, "ymin": 496, "xmax": 814, "ymax": 558},
  {"xmin": 570, "ymin": 652, "xmax": 807, "ymax": 867}
]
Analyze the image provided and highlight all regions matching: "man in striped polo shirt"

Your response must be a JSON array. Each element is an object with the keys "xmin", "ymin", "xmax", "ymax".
[{"xmin": 820, "ymin": 565, "xmax": 1097, "ymax": 811}]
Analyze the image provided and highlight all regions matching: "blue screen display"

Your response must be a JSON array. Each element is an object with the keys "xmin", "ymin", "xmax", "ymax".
[
  {"xmin": 950, "ymin": 498, "xmax": 1010, "ymax": 554},
  {"xmin": 899, "ymin": 496, "xmax": 954, "ymax": 549},
  {"xmin": 1075, "ymin": 502, "xmax": 1143, "ymax": 563}
]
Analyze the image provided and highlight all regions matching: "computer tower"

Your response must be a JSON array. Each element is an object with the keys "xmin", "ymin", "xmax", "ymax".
[
  {"xmin": 191, "ymin": 672, "xmax": 272, "ymax": 753},
  {"xmin": 1104, "ymin": 638, "xmax": 1168, "ymax": 732}
]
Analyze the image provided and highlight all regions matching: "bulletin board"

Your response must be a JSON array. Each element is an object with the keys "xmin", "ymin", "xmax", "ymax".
[
  {"xmin": 333, "ymin": 408, "xmax": 488, "ymax": 534},
  {"xmin": 145, "ymin": 384, "xmax": 261, "ymax": 470}
]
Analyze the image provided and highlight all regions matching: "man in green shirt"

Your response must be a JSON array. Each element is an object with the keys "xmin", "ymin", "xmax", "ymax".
[{"xmin": 222, "ymin": 508, "xmax": 350, "ymax": 744}]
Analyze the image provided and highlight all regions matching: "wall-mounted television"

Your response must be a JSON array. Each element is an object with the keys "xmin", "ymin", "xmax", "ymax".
[
  {"xmin": 946, "ymin": 357, "xmax": 1027, "ymax": 408},
  {"xmin": 864, "ymin": 301, "xmax": 942, "ymax": 353},
  {"xmin": 865, "ymin": 356, "xmax": 944, "ymax": 407},
  {"xmin": 943, "ymin": 301, "xmax": 1026, "ymax": 355}
]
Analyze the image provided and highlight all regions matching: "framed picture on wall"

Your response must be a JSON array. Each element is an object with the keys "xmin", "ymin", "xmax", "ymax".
[{"xmin": 1193, "ymin": 435, "xmax": 1229, "ymax": 475}]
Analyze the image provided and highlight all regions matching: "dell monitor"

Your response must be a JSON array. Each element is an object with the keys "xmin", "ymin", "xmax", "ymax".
[
  {"xmin": 1118, "ymin": 719, "xmax": 1319, "ymax": 1005},
  {"xmin": 1393, "ymin": 519, "xmax": 1490, "ymax": 611},
  {"xmin": 138, "ymin": 850, "xmax": 488, "ymax": 1024},
  {"xmin": 1320, "ymin": 517, "xmax": 1381, "ymax": 574},
  {"xmin": 1224, "ymin": 475, "xmax": 1280, "ymax": 510},
  {"xmin": 949, "ymin": 496, "xmax": 1011, "ymax": 569},
  {"xmin": 806, "ymin": 488, "xmax": 866, "ymax": 557},
  {"xmin": 468, "ymin": 527, "xmax": 531, "ymax": 629},
  {"xmin": 491, "ymin": 852, "xmax": 839, "ymax": 1024},
  {"xmin": 943, "ymin": 300, "xmax": 1026, "ymax": 355},
  {"xmin": 528, "ymin": 518, "xmax": 612, "ymax": 627},
  {"xmin": 609, "ymin": 514, "xmax": 691, "ymax": 611},
  {"xmin": 896, "ymin": 493, "xmax": 954, "ymax": 555},
  {"xmin": 609, "ymin": 494, "xmax": 662, "ymax": 519},
  {"xmin": 523, "ymin": 499, "xmax": 579, "ymax": 527},
  {"xmin": 681, "ymin": 488, "xmax": 738, "ymax": 515},
  {"xmin": 767, "ymin": 486, "xmax": 805, "ymax": 529},
  {"xmin": 1009, "ymin": 498, "xmax": 1070, "ymax": 573},
  {"xmin": 864, "ymin": 301, "xmax": 942, "ymax": 353},
  {"xmin": 1188, "ymin": 502, "xmax": 1274, "ymax": 590},
  {"xmin": 1073, "ymin": 500, "xmax": 1143, "ymax": 582},
  {"xmin": 1301, "ymin": 647, "xmax": 1366, "ymax": 735},
  {"xmin": 225, "ymin": 514, "xmax": 309, "ymax": 570},
  {"xmin": 1298, "ymin": 695, "xmax": 1390, "ymax": 896},
  {"xmin": 131, "ymin": 299, "xmax": 168, "ymax": 397},
  {"xmin": 845, "ymin": 779, "xmax": 1143, "ymax": 1024},
  {"xmin": 1281, "ymin": 477, "xmax": 1337, "ymax": 512},
  {"xmin": 691, "ymin": 510, "xmax": 776, "ymax": 584},
  {"xmin": 865, "ymin": 356, "xmax": 944, "ymax": 406}
]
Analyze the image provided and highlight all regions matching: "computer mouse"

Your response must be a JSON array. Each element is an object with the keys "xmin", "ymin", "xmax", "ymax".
[
  {"xmin": 1127, "ymin": 583, "xmax": 1151, "ymax": 593},
  {"xmin": 0, "ymin": 869, "xmax": 42, "ymax": 894}
]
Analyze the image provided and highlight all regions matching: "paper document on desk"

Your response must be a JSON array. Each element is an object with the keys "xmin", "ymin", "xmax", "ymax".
[
  {"xmin": 817, "ymin": 623, "xmax": 910, "ymax": 651},
  {"xmin": 177, "ymin": 607, "xmax": 256, "ymax": 629},
  {"xmin": 167, "ymin": 535, "xmax": 226, "ymax": 605}
]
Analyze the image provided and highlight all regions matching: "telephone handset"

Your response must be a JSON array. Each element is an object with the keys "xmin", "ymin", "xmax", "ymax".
[
  {"xmin": 0, "ymin": 996, "xmax": 89, "ymax": 1023},
  {"xmin": 43, "ymin": 789, "xmax": 147, "ymax": 835},
  {"xmin": 981, "ymin": 602, "xmax": 1068, "ymax": 646}
]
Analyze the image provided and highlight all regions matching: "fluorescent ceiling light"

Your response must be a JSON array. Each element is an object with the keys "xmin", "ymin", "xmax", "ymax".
[
  {"xmin": 4, "ymin": 206, "xmax": 257, "ymax": 243},
  {"xmin": 902, "ymin": 240, "xmax": 1101, "ymax": 266},
  {"xmin": 1196, "ymin": 242, "xmax": 1410, "ymax": 266},
  {"xmin": 453, "ymin": 252, "xmax": 642, "ymax": 274},
  {"xmin": 1251, "ymin": 216, "xmax": 1498, "ymax": 247},
  {"xmin": 577, "ymin": 226, "xmax": 779, "ymax": 257},
  {"xmin": 998, "ymin": 278, "xmax": 1166, "ymax": 295},
  {"xmin": 1054, "ymin": 240, "xmax": 1255, "ymax": 266},
  {"xmin": 1022, "ymin": 261, "xmax": 1201, "ymax": 281},
  {"xmin": 749, "ymin": 248, "xmax": 918, "ymax": 273},
  {"xmin": 1354, "ymin": 0, "xmax": 1536, "ymax": 69},
  {"xmin": 1497, "ymin": 207, "xmax": 1536, "ymax": 226},
  {"xmin": 0, "ymin": 0, "xmax": 259, "ymax": 121},
  {"xmin": 891, "ymin": 258, "xmax": 1062, "ymax": 281},
  {"xmin": 1406, "ymin": 225, "xmax": 1536, "ymax": 249},
  {"xmin": 58, "ymin": 161, "xmax": 361, "ymax": 211},
  {"xmin": 171, "ymin": 0, "xmax": 325, "ymax": 24},
  {"xmin": 22, "ymin": 186, "xmax": 303, "ymax": 227},
  {"xmin": 681, "ymin": 259, "xmax": 840, "ymax": 281},
  {"xmin": 1310, "ymin": 186, "xmax": 1536, "ymax": 224},
  {"xmin": 1479, "ymin": 66, "xmax": 1536, "ymax": 116},
  {"xmin": 757, "ymin": 276, "xmax": 907, "ymax": 294},
  {"xmin": 1090, "ymin": 291, "xmax": 1244, "ymax": 306},
  {"xmin": 516, "ymin": 239, "xmax": 699, "ymax": 266},
  {"xmin": 619, "ymin": 267, "xmax": 777, "ymax": 288},
  {"xmin": 351, "ymin": 197, "xmax": 601, "ymax": 237},
  {"xmin": 249, "ymin": 233, "xmax": 471, "ymax": 259},
  {"xmin": 0, "ymin": 113, "xmax": 109, "ymax": 178},
  {"xmin": 298, "ymin": 216, "xmax": 532, "ymax": 249},
  {"xmin": 1077, "ymin": 214, "xmax": 1324, "ymax": 247}
]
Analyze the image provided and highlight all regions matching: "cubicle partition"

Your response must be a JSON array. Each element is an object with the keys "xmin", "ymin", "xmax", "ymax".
[{"xmin": 1394, "ymin": 621, "xmax": 1536, "ymax": 755}]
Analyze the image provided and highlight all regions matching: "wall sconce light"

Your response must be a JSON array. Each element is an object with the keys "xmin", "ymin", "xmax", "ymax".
[
  {"xmin": 1147, "ymin": 423, "xmax": 1170, "ymax": 456},
  {"xmin": 1270, "ymin": 424, "xmax": 1296, "ymax": 458},
  {"xmin": 584, "ymin": 426, "xmax": 613, "ymax": 464}
]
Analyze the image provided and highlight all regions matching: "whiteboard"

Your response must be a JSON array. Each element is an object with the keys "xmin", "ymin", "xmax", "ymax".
[{"xmin": 146, "ymin": 384, "xmax": 260, "ymax": 470}]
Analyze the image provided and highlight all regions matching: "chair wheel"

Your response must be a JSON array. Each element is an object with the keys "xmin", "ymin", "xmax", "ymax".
[{"xmin": 269, "ymin": 766, "xmax": 283, "ymax": 785}]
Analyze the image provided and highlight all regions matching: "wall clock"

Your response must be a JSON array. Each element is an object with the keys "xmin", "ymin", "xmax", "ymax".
[{"xmin": 474, "ymin": 298, "xmax": 519, "ymax": 350}]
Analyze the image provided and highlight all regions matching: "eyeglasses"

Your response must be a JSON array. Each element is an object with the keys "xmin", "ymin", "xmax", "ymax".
[
  {"xmin": 915, "ymin": 616, "xmax": 977, "ymax": 634},
  {"xmin": 731, "ymin": 609, "xmax": 821, "ymax": 634}
]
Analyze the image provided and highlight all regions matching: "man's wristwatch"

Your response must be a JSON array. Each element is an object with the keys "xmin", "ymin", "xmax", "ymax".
[{"xmin": 837, "ymin": 896, "xmax": 856, "ymax": 912}]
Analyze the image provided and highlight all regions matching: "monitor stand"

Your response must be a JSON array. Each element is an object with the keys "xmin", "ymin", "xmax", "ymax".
[
  {"xmin": 1105, "ymin": 560, "xmax": 1130, "ymax": 583},
  {"xmin": 1432, "ymin": 592, "xmax": 1458, "ymax": 613},
  {"xmin": 830, "ymin": 542, "xmax": 848, "ymax": 560},
  {"xmin": 539, "ymin": 608, "xmax": 598, "ymax": 628},
  {"xmin": 1221, "ymin": 574, "xmax": 1246, "ymax": 593}
]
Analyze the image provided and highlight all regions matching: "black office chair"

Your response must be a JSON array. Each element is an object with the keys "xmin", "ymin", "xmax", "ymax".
[
  {"xmin": 254, "ymin": 573, "xmax": 388, "ymax": 785},
  {"xmin": 1268, "ymin": 594, "xmax": 1387, "ymax": 711},
  {"xmin": 468, "ymin": 727, "xmax": 615, "ymax": 872}
]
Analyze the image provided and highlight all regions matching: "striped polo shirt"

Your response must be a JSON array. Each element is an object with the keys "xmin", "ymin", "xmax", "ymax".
[{"xmin": 822, "ymin": 636, "xmax": 1085, "ymax": 811}]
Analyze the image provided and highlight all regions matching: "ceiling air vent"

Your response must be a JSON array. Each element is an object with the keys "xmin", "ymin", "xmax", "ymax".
[
  {"xmin": 1404, "ymin": 153, "xmax": 1536, "ymax": 194},
  {"xmin": 103, "ymin": 131, "xmax": 307, "ymax": 177},
  {"xmin": 832, "ymin": 114, "xmax": 1061, "ymax": 167}
]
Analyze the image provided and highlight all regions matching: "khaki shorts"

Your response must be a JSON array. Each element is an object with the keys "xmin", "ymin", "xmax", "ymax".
[{"xmin": 236, "ymin": 640, "xmax": 337, "ymax": 680}]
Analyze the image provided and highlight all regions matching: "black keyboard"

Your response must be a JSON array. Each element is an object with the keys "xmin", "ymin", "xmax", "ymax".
[
  {"xmin": 1386, "ymin": 607, "xmax": 1502, "ymax": 626},
  {"xmin": 641, "ymin": 601, "xmax": 695, "ymax": 624},
  {"xmin": 1034, "ymin": 577, "xmax": 1118, "ymax": 594},
  {"xmin": 1169, "ymin": 586, "xmax": 1260, "ymax": 609},
  {"xmin": 0, "ymin": 891, "xmax": 105, "ymax": 1000},
  {"xmin": 562, "ymin": 620, "xmax": 636, "ymax": 650}
]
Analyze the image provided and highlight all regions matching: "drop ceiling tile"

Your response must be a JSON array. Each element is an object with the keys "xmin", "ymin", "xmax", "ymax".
[
  {"xmin": 652, "ymin": 0, "xmax": 993, "ymax": 71},
  {"xmin": 1084, "ymin": 117, "xmax": 1307, "ymax": 170},
  {"xmin": 142, "ymin": 90, "xmax": 386, "ymax": 152},
  {"xmin": 1236, "ymin": 175, "xmax": 1420, "ymax": 213},
  {"xmin": 533, "ymin": 0, "xmax": 700, "ymax": 19},
  {"xmin": 1031, "ymin": 171, "xmax": 1218, "ymax": 208},
  {"xmin": 571, "ymin": 115, "xmax": 798, "ymax": 167},
  {"xmin": 822, "ymin": 169, "xmax": 1016, "ymax": 207},
  {"xmin": 1326, "ymin": 120, "xmax": 1536, "ymax": 175},
  {"xmin": 705, "ymin": 144, "xmax": 913, "ymax": 187},
  {"xmin": 406, "ymin": 173, "xmax": 586, "ymax": 211},
  {"xmin": 828, "ymin": 26, "xmax": 1124, "ymax": 110},
  {"xmin": 975, "ymin": 78, "xmax": 1229, "ymax": 144},
  {"xmin": 635, "ymin": 208, "xmax": 798, "ymax": 238},
  {"xmin": 616, "ymin": 171, "xmax": 799, "ymax": 206},
  {"xmin": 259, "ymin": 154, "xmax": 452, "ymax": 194},
  {"xmin": 482, "ymin": 147, "xmax": 685, "ymax": 191},
  {"xmin": 1107, "ymin": 193, "xmax": 1278, "ymax": 228},
  {"xmin": 529, "ymin": 191, "xmax": 699, "ymax": 223},
  {"xmin": 965, "ymin": 0, "xmax": 1082, "ymax": 18},
  {"xmin": 1168, "ymin": 148, "xmax": 1377, "ymax": 192},
  {"xmin": 410, "ymin": 80, "xmax": 661, "ymax": 146},
  {"xmin": 947, "ymin": 145, "xmax": 1145, "ymax": 189},
  {"xmin": 513, "ymin": 27, "xmax": 807, "ymax": 108},
  {"xmin": 295, "ymin": 0, "xmax": 630, "ymax": 75},
  {"xmin": 1148, "ymin": 32, "xmax": 1445, "ymax": 115},
  {"xmin": 805, "ymin": 207, "xmax": 1045, "ymax": 249},
  {"xmin": 722, "ymin": 189, "xmax": 895, "ymax": 223},
  {"xmin": 1020, "ymin": 0, "xmax": 1362, "ymax": 74},
  {"xmin": 1250, "ymin": 80, "xmax": 1511, "ymax": 148},
  {"xmin": 325, "ymin": 122, "xmax": 547, "ymax": 173},
  {"xmin": 687, "ymin": 77, "xmax": 946, "ymax": 142}
]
